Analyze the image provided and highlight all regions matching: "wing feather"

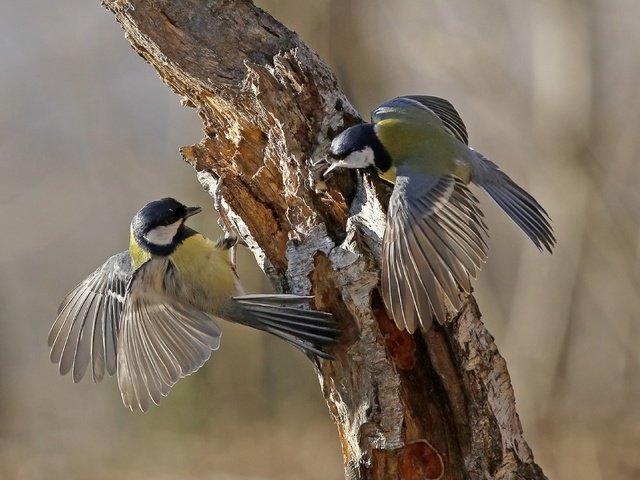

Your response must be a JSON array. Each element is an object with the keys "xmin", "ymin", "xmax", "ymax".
[
  {"xmin": 116, "ymin": 258, "xmax": 221, "ymax": 412},
  {"xmin": 471, "ymin": 152, "xmax": 555, "ymax": 252},
  {"xmin": 382, "ymin": 172, "xmax": 488, "ymax": 331},
  {"xmin": 49, "ymin": 252, "xmax": 130, "ymax": 383},
  {"xmin": 372, "ymin": 95, "xmax": 469, "ymax": 144},
  {"xmin": 407, "ymin": 96, "xmax": 469, "ymax": 145}
]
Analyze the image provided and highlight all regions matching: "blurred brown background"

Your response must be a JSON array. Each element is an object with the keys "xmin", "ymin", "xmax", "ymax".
[{"xmin": 1, "ymin": 0, "xmax": 638, "ymax": 479}]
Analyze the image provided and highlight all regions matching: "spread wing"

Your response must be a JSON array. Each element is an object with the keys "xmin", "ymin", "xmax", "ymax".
[
  {"xmin": 372, "ymin": 95, "xmax": 469, "ymax": 145},
  {"xmin": 382, "ymin": 171, "xmax": 488, "ymax": 332},
  {"xmin": 471, "ymin": 151, "xmax": 555, "ymax": 252},
  {"xmin": 117, "ymin": 258, "xmax": 222, "ymax": 412},
  {"xmin": 49, "ymin": 252, "xmax": 131, "ymax": 383}
]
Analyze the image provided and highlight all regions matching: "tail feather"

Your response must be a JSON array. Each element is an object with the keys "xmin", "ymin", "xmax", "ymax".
[
  {"xmin": 248, "ymin": 315, "xmax": 337, "ymax": 344},
  {"xmin": 471, "ymin": 152, "xmax": 556, "ymax": 252},
  {"xmin": 240, "ymin": 305, "xmax": 340, "ymax": 333},
  {"xmin": 230, "ymin": 295, "xmax": 338, "ymax": 359},
  {"xmin": 234, "ymin": 294, "xmax": 315, "ymax": 305}
]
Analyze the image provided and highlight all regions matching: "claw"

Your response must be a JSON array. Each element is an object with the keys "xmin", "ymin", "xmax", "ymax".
[{"xmin": 310, "ymin": 157, "xmax": 333, "ymax": 192}]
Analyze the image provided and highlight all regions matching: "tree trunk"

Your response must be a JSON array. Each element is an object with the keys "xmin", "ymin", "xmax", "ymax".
[{"xmin": 100, "ymin": 1, "xmax": 547, "ymax": 478}]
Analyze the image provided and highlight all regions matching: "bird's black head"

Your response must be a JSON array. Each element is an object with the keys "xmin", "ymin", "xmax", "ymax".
[
  {"xmin": 132, "ymin": 197, "xmax": 201, "ymax": 255},
  {"xmin": 326, "ymin": 123, "xmax": 392, "ymax": 175}
]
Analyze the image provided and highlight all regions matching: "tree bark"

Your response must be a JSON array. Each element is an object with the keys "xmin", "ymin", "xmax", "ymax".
[{"xmin": 100, "ymin": 1, "xmax": 547, "ymax": 479}]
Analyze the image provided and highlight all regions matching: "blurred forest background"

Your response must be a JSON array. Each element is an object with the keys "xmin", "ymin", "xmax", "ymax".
[{"xmin": 1, "ymin": 0, "xmax": 639, "ymax": 479}]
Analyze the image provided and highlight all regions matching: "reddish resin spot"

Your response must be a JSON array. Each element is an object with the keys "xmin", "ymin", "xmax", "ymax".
[
  {"xmin": 399, "ymin": 440, "xmax": 444, "ymax": 480},
  {"xmin": 374, "ymin": 308, "xmax": 416, "ymax": 370}
]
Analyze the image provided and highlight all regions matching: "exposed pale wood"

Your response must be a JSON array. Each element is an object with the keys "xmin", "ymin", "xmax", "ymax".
[{"xmin": 100, "ymin": 1, "xmax": 547, "ymax": 478}]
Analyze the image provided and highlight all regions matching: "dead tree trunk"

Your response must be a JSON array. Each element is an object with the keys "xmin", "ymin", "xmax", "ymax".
[{"xmin": 100, "ymin": 1, "xmax": 547, "ymax": 478}]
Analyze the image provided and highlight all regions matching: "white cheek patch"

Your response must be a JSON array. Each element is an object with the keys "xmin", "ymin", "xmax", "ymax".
[
  {"xmin": 345, "ymin": 146, "xmax": 375, "ymax": 169},
  {"xmin": 144, "ymin": 220, "xmax": 183, "ymax": 246}
]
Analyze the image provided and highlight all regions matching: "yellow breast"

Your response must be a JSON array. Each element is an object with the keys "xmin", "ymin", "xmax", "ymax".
[
  {"xmin": 129, "ymin": 228, "xmax": 236, "ymax": 314},
  {"xmin": 168, "ymin": 234, "xmax": 236, "ymax": 314}
]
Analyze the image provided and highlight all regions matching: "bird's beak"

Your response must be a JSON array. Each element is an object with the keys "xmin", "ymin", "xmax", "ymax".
[
  {"xmin": 184, "ymin": 206, "xmax": 202, "ymax": 219},
  {"xmin": 323, "ymin": 161, "xmax": 346, "ymax": 178}
]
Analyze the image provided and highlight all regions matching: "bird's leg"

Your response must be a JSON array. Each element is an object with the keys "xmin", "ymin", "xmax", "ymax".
[
  {"xmin": 213, "ymin": 176, "xmax": 248, "ymax": 277},
  {"xmin": 217, "ymin": 236, "xmax": 249, "ymax": 295},
  {"xmin": 213, "ymin": 175, "xmax": 234, "ymax": 235}
]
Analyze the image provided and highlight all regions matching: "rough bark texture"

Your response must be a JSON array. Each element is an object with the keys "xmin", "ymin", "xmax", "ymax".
[{"xmin": 100, "ymin": 1, "xmax": 547, "ymax": 479}]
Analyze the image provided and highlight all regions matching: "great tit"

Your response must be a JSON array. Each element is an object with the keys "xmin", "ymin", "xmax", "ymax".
[
  {"xmin": 48, "ymin": 198, "xmax": 337, "ymax": 412},
  {"xmin": 325, "ymin": 95, "xmax": 555, "ymax": 332}
]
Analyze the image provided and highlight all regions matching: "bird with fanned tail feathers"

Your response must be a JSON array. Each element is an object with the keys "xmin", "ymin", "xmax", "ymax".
[
  {"xmin": 48, "ymin": 198, "xmax": 337, "ymax": 412},
  {"xmin": 325, "ymin": 95, "xmax": 555, "ymax": 332}
]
